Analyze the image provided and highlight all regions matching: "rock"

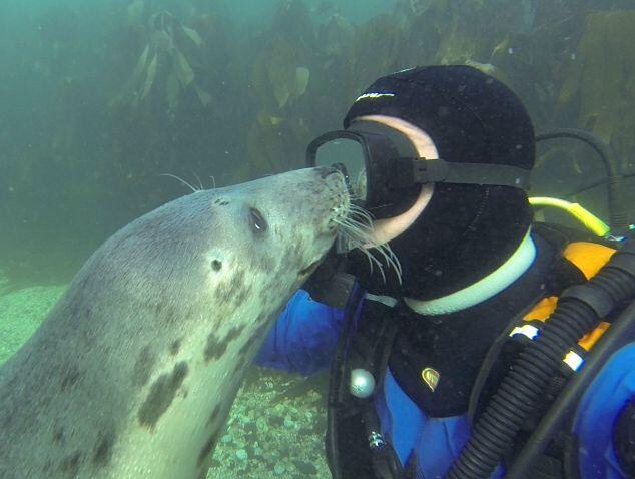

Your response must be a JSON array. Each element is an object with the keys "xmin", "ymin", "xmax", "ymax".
[{"xmin": 0, "ymin": 285, "xmax": 66, "ymax": 365}]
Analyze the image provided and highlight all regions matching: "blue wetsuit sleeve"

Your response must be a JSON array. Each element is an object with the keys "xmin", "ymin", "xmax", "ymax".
[{"xmin": 254, "ymin": 290, "xmax": 345, "ymax": 376}]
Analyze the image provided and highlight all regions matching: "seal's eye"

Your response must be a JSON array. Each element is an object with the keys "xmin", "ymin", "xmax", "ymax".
[{"xmin": 249, "ymin": 207, "xmax": 268, "ymax": 233}]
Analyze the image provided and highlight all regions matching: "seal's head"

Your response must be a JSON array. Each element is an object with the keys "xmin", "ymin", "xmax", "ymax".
[{"xmin": 84, "ymin": 166, "xmax": 349, "ymax": 334}]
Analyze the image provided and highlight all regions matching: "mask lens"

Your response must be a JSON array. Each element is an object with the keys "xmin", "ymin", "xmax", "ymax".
[{"xmin": 314, "ymin": 138, "xmax": 367, "ymax": 203}]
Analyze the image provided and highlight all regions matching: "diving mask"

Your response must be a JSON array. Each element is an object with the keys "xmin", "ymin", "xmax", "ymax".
[{"xmin": 306, "ymin": 120, "xmax": 531, "ymax": 216}]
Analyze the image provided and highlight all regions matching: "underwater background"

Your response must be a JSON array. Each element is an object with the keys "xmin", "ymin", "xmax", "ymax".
[{"xmin": 1, "ymin": 0, "xmax": 635, "ymax": 477}]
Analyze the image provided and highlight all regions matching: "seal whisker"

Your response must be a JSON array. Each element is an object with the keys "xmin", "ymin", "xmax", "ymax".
[
  {"xmin": 373, "ymin": 243, "xmax": 403, "ymax": 283},
  {"xmin": 334, "ymin": 203, "xmax": 402, "ymax": 284},
  {"xmin": 350, "ymin": 203, "xmax": 375, "ymax": 223},
  {"xmin": 190, "ymin": 170, "xmax": 204, "ymax": 191},
  {"xmin": 365, "ymin": 248, "xmax": 387, "ymax": 283},
  {"xmin": 160, "ymin": 173, "xmax": 199, "ymax": 192}
]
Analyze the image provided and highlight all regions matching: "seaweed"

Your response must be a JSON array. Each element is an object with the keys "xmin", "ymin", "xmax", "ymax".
[
  {"xmin": 110, "ymin": 11, "xmax": 211, "ymax": 115},
  {"xmin": 558, "ymin": 11, "xmax": 635, "ymax": 169}
]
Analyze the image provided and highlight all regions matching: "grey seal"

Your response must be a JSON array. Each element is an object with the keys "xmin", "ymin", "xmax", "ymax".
[{"xmin": 0, "ymin": 167, "xmax": 348, "ymax": 479}]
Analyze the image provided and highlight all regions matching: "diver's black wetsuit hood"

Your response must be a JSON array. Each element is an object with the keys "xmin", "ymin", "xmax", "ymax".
[{"xmin": 344, "ymin": 65, "xmax": 536, "ymax": 301}]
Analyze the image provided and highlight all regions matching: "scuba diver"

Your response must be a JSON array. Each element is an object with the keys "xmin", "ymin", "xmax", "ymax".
[{"xmin": 255, "ymin": 65, "xmax": 635, "ymax": 478}]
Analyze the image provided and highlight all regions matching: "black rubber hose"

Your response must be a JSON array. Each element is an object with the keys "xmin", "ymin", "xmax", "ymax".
[
  {"xmin": 535, "ymin": 128, "xmax": 628, "ymax": 231},
  {"xmin": 445, "ymin": 241, "xmax": 635, "ymax": 479},
  {"xmin": 536, "ymin": 129, "xmax": 619, "ymax": 178},
  {"xmin": 326, "ymin": 283, "xmax": 365, "ymax": 479},
  {"xmin": 506, "ymin": 298, "xmax": 635, "ymax": 478},
  {"xmin": 560, "ymin": 170, "xmax": 635, "ymax": 199}
]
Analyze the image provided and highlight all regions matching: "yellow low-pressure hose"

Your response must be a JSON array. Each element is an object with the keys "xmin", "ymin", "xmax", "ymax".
[{"xmin": 529, "ymin": 197, "xmax": 610, "ymax": 236}]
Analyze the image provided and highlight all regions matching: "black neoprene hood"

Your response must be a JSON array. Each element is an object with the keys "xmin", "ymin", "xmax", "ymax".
[{"xmin": 344, "ymin": 65, "xmax": 537, "ymax": 300}]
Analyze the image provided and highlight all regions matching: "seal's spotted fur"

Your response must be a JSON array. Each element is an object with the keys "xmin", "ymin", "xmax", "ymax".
[{"xmin": 0, "ymin": 167, "xmax": 348, "ymax": 479}]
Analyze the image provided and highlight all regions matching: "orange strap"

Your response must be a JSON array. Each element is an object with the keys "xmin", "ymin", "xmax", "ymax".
[{"xmin": 522, "ymin": 242, "xmax": 615, "ymax": 351}]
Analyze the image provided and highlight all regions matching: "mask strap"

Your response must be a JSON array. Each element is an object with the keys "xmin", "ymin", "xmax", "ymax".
[{"xmin": 392, "ymin": 158, "xmax": 531, "ymax": 190}]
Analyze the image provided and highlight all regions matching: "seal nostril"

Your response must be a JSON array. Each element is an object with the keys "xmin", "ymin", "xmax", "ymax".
[{"xmin": 211, "ymin": 260, "xmax": 222, "ymax": 272}]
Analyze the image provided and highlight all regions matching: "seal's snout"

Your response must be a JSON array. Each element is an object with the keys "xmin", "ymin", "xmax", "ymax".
[{"xmin": 321, "ymin": 168, "xmax": 349, "ymax": 215}]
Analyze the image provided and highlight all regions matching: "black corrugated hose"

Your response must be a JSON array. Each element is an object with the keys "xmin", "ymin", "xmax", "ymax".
[
  {"xmin": 507, "ymin": 295, "xmax": 635, "ymax": 477},
  {"xmin": 446, "ymin": 238, "xmax": 635, "ymax": 479}
]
